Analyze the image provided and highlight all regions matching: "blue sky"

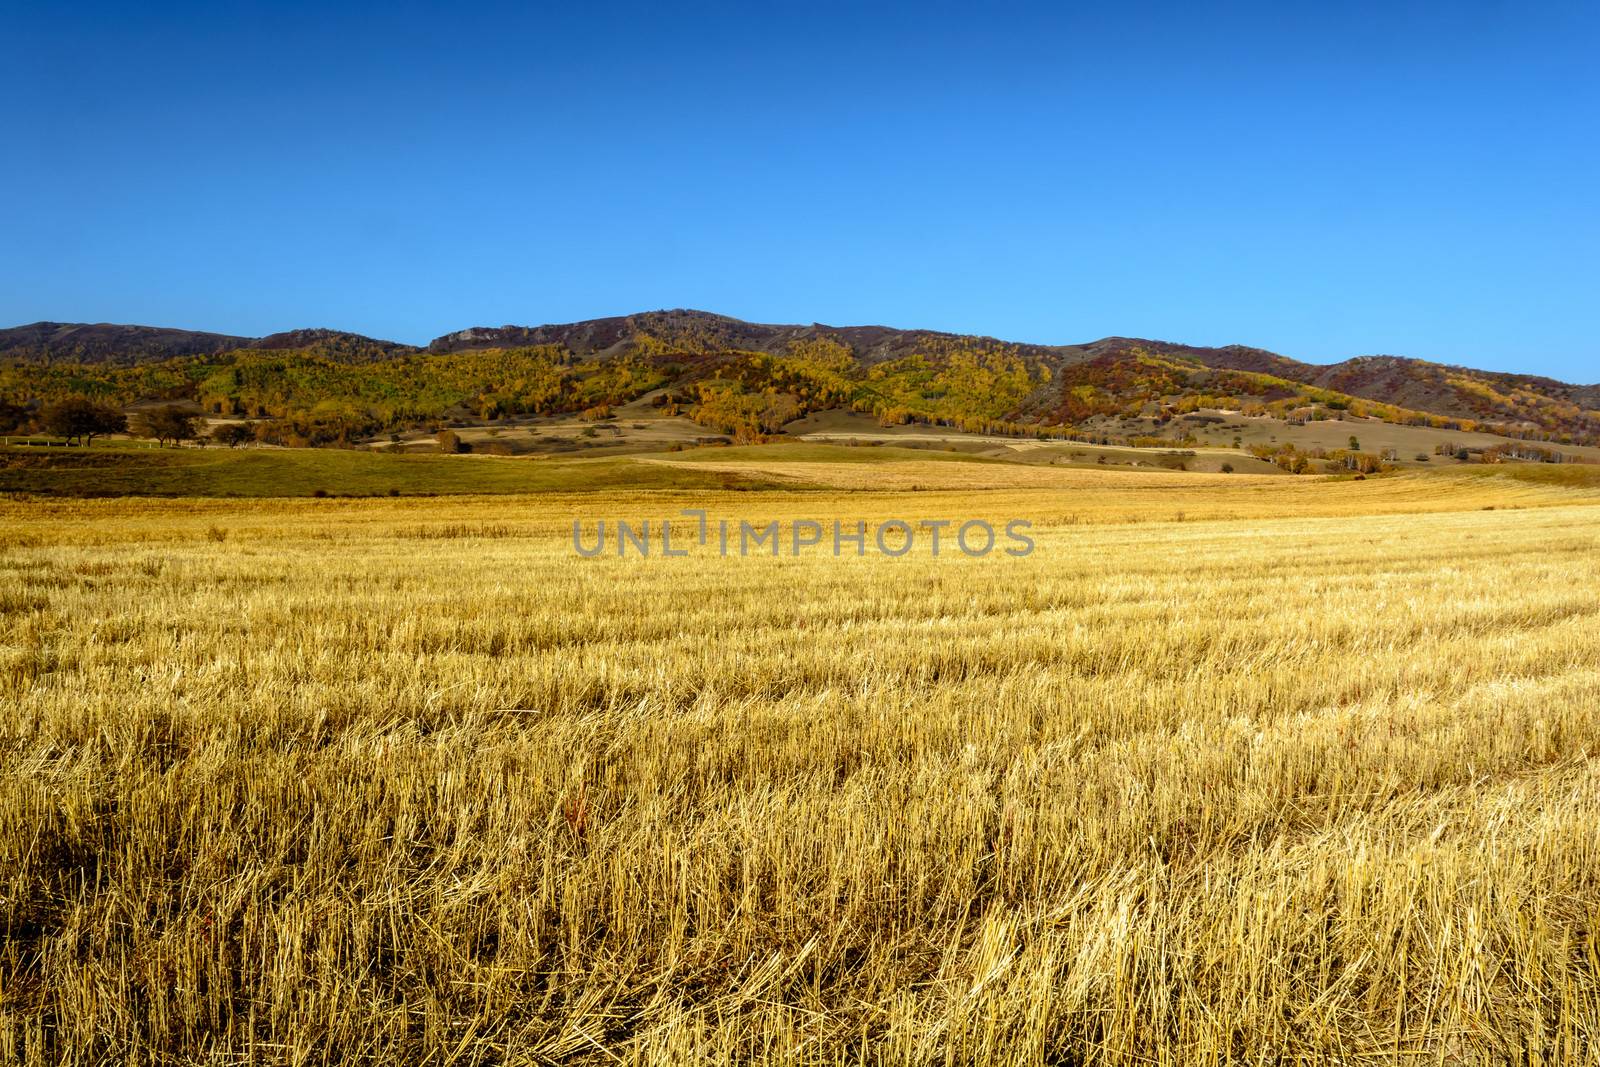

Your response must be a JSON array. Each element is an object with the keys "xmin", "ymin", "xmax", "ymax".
[{"xmin": 3, "ymin": 1, "xmax": 1596, "ymax": 379}]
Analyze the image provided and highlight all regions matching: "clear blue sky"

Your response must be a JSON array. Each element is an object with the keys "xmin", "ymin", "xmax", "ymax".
[{"xmin": 3, "ymin": 1, "xmax": 1596, "ymax": 380}]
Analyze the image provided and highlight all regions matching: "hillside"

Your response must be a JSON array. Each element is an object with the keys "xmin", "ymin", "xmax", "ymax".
[
  {"xmin": 424, "ymin": 309, "xmax": 1093, "ymax": 364},
  {"xmin": 3, "ymin": 310, "xmax": 1596, "ymax": 447},
  {"xmin": 0, "ymin": 322, "xmax": 416, "ymax": 364},
  {"xmin": 0, "ymin": 322, "xmax": 256, "ymax": 364},
  {"xmin": 1161, "ymin": 344, "xmax": 1600, "ymax": 437}
]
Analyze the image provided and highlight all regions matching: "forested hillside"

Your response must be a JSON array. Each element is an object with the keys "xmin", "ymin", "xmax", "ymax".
[{"xmin": 3, "ymin": 310, "xmax": 1596, "ymax": 446}]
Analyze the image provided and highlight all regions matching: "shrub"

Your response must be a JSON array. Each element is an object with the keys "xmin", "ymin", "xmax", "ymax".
[{"xmin": 436, "ymin": 430, "xmax": 470, "ymax": 454}]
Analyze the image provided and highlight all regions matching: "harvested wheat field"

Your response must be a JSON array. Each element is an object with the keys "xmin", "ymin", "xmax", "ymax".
[{"xmin": 4, "ymin": 469, "xmax": 1600, "ymax": 1064}]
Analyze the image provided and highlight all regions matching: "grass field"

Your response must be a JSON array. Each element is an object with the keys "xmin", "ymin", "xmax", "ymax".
[
  {"xmin": 0, "ymin": 441, "xmax": 1254, "ymax": 497},
  {"xmin": 9, "ymin": 440, "xmax": 1600, "ymax": 503},
  {"xmin": 0, "ymin": 444, "xmax": 788, "ymax": 497},
  {"xmin": 4, "ymin": 463, "xmax": 1600, "ymax": 1064}
]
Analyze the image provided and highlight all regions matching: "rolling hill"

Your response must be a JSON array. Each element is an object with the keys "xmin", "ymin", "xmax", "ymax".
[
  {"xmin": 2, "ymin": 310, "xmax": 1596, "ymax": 446},
  {"xmin": 0, "ymin": 322, "xmax": 417, "ymax": 364}
]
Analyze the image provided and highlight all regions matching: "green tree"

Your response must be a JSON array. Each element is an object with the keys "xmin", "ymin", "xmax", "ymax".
[
  {"xmin": 41, "ymin": 398, "xmax": 127, "ymax": 446},
  {"xmin": 133, "ymin": 406, "xmax": 200, "ymax": 447},
  {"xmin": 210, "ymin": 423, "xmax": 254, "ymax": 448},
  {"xmin": 0, "ymin": 400, "xmax": 29, "ymax": 434}
]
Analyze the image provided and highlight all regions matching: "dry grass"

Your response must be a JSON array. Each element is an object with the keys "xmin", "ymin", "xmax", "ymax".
[{"xmin": 3, "ymin": 474, "xmax": 1600, "ymax": 1064}]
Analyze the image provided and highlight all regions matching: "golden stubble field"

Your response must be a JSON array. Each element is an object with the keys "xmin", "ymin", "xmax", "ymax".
[{"xmin": 3, "ymin": 467, "xmax": 1600, "ymax": 1064}]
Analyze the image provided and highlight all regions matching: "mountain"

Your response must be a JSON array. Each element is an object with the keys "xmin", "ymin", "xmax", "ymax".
[
  {"xmin": 3, "ymin": 310, "xmax": 1595, "ymax": 444},
  {"xmin": 1076, "ymin": 339, "xmax": 1600, "ymax": 437},
  {"xmin": 0, "ymin": 322, "xmax": 416, "ymax": 364},
  {"xmin": 250, "ymin": 329, "xmax": 419, "ymax": 361},
  {"xmin": 0, "ymin": 322, "xmax": 256, "ymax": 364},
  {"xmin": 424, "ymin": 312, "xmax": 1597, "ymax": 438},
  {"xmin": 424, "ymin": 309, "xmax": 1090, "ymax": 365}
]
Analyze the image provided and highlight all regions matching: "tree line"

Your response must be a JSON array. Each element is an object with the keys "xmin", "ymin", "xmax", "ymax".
[{"xmin": 1, "ymin": 397, "xmax": 243, "ymax": 448}]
